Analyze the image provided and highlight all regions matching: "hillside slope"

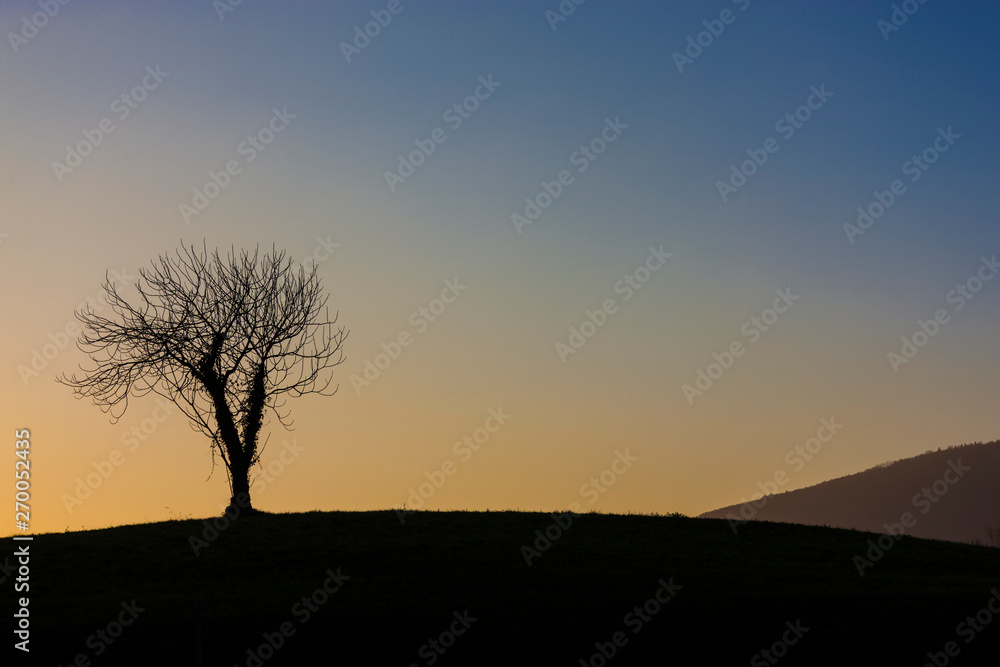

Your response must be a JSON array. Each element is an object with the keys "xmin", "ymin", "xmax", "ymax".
[
  {"xmin": 700, "ymin": 440, "xmax": 1000, "ymax": 543},
  {"xmin": 4, "ymin": 511, "xmax": 1000, "ymax": 666}
]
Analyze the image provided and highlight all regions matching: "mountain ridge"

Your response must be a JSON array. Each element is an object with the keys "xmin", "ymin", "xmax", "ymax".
[{"xmin": 699, "ymin": 439, "xmax": 1000, "ymax": 543}]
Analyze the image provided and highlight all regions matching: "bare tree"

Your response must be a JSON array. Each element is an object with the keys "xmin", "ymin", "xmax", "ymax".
[{"xmin": 59, "ymin": 243, "xmax": 347, "ymax": 514}]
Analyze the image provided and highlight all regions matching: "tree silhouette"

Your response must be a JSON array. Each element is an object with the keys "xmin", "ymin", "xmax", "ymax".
[{"xmin": 59, "ymin": 243, "xmax": 347, "ymax": 513}]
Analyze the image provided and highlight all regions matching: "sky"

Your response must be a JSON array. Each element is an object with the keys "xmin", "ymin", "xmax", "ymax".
[{"xmin": 2, "ymin": 0, "xmax": 998, "ymax": 536}]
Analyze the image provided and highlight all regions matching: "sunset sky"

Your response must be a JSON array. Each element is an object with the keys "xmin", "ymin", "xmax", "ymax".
[{"xmin": 2, "ymin": 0, "xmax": 998, "ymax": 536}]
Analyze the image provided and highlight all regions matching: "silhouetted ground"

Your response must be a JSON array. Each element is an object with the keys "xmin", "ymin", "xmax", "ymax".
[{"xmin": 5, "ymin": 510, "xmax": 1000, "ymax": 665}]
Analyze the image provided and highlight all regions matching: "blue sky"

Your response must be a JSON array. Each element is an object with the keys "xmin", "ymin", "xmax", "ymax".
[{"xmin": 2, "ymin": 0, "xmax": 998, "ymax": 533}]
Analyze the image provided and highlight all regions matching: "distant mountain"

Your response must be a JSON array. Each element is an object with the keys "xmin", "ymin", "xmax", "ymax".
[{"xmin": 699, "ymin": 439, "xmax": 1000, "ymax": 544}]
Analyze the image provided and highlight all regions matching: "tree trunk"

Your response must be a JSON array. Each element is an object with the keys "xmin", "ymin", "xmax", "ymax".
[
  {"xmin": 227, "ymin": 456, "xmax": 257, "ymax": 515},
  {"xmin": 202, "ymin": 373, "xmax": 260, "ymax": 516}
]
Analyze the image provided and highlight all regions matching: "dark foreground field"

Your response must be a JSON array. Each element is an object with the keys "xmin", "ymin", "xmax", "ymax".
[{"xmin": 5, "ymin": 510, "xmax": 1000, "ymax": 665}]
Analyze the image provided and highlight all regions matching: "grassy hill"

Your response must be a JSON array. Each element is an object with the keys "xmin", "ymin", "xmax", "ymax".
[
  {"xmin": 701, "ymin": 439, "xmax": 1000, "ymax": 544},
  {"xmin": 5, "ymin": 510, "xmax": 1000, "ymax": 665}
]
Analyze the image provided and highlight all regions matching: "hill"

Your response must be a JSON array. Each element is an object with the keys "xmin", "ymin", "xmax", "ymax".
[
  {"xmin": 700, "ymin": 439, "xmax": 1000, "ymax": 544},
  {"xmin": 4, "ymin": 511, "xmax": 1000, "ymax": 665}
]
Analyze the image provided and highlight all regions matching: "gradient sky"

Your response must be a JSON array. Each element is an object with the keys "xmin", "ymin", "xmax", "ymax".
[{"xmin": 2, "ymin": 0, "xmax": 998, "ymax": 536}]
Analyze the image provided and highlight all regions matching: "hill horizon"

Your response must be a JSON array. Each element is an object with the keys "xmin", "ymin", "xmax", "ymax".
[
  {"xmin": 5, "ymin": 510, "xmax": 1000, "ymax": 665},
  {"xmin": 700, "ymin": 438, "xmax": 1000, "ymax": 545}
]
